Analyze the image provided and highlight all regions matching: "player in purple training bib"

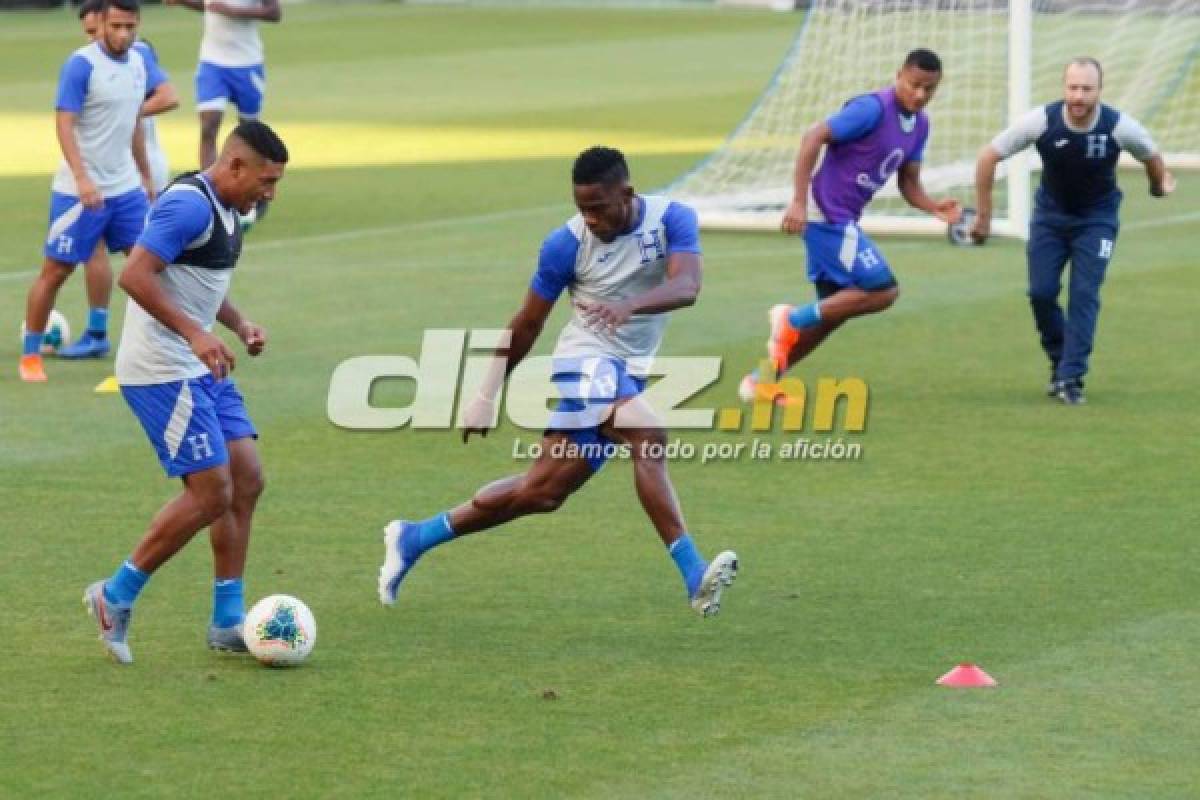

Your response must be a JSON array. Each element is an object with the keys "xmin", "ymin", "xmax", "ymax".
[{"xmin": 740, "ymin": 49, "xmax": 962, "ymax": 403}]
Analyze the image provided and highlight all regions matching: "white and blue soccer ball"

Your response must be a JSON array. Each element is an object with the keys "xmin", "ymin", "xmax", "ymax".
[
  {"xmin": 243, "ymin": 594, "xmax": 317, "ymax": 667},
  {"xmin": 19, "ymin": 309, "xmax": 71, "ymax": 355}
]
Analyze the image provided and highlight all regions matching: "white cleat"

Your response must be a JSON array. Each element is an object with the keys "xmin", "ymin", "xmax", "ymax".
[
  {"xmin": 378, "ymin": 520, "xmax": 414, "ymax": 607},
  {"xmin": 738, "ymin": 373, "xmax": 758, "ymax": 404},
  {"xmin": 83, "ymin": 580, "xmax": 133, "ymax": 664},
  {"xmin": 689, "ymin": 550, "xmax": 739, "ymax": 618}
]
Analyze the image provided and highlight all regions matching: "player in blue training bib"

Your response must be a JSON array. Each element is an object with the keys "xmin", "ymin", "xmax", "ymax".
[
  {"xmin": 974, "ymin": 57, "xmax": 1174, "ymax": 405},
  {"xmin": 377, "ymin": 146, "xmax": 739, "ymax": 620},
  {"xmin": 82, "ymin": 120, "xmax": 288, "ymax": 665}
]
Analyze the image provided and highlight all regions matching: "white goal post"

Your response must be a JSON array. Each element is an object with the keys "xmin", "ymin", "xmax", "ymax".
[{"xmin": 670, "ymin": 0, "xmax": 1200, "ymax": 238}]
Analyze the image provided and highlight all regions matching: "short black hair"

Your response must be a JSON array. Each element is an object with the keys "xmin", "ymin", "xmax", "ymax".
[
  {"xmin": 78, "ymin": 0, "xmax": 103, "ymax": 18},
  {"xmin": 904, "ymin": 48, "xmax": 942, "ymax": 73},
  {"xmin": 102, "ymin": 0, "xmax": 141, "ymax": 13},
  {"xmin": 572, "ymin": 146, "xmax": 629, "ymax": 186},
  {"xmin": 233, "ymin": 119, "xmax": 289, "ymax": 164}
]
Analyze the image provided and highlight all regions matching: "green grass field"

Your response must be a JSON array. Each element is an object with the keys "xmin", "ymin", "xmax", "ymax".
[{"xmin": 2, "ymin": 4, "xmax": 1198, "ymax": 797}]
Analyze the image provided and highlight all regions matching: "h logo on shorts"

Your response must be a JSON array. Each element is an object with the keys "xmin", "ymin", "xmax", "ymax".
[
  {"xmin": 857, "ymin": 248, "xmax": 880, "ymax": 269},
  {"xmin": 1098, "ymin": 238, "xmax": 1114, "ymax": 259},
  {"xmin": 1086, "ymin": 134, "xmax": 1107, "ymax": 160},
  {"xmin": 187, "ymin": 432, "xmax": 214, "ymax": 461},
  {"xmin": 56, "ymin": 235, "xmax": 73, "ymax": 255}
]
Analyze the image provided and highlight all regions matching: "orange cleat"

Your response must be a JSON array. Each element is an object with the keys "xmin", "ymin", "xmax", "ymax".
[
  {"xmin": 767, "ymin": 304, "xmax": 799, "ymax": 372},
  {"xmin": 19, "ymin": 354, "xmax": 47, "ymax": 383}
]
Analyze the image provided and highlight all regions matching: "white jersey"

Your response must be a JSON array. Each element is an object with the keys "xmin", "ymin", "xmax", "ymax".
[
  {"xmin": 132, "ymin": 41, "xmax": 170, "ymax": 192},
  {"xmin": 531, "ymin": 195, "xmax": 701, "ymax": 378},
  {"xmin": 117, "ymin": 176, "xmax": 242, "ymax": 385},
  {"xmin": 52, "ymin": 42, "xmax": 148, "ymax": 198},
  {"xmin": 200, "ymin": 0, "xmax": 265, "ymax": 67},
  {"xmin": 142, "ymin": 116, "xmax": 168, "ymax": 193}
]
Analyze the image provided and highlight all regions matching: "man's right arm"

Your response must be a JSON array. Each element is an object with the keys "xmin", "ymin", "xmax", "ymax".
[
  {"xmin": 165, "ymin": 0, "xmax": 206, "ymax": 12},
  {"xmin": 972, "ymin": 107, "xmax": 1046, "ymax": 243},
  {"xmin": 782, "ymin": 95, "xmax": 881, "ymax": 235},
  {"xmin": 781, "ymin": 122, "xmax": 832, "ymax": 235},
  {"xmin": 462, "ymin": 228, "xmax": 574, "ymax": 441},
  {"xmin": 56, "ymin": 111, "xmax": 100, "ymax": 210},
  {"xmin": 55, "ymin": 55, "xmax": 101, "ymax": 209},
  {"xmin": 461, "ymin": 291, "xmax": 554, "ymax": 442}
]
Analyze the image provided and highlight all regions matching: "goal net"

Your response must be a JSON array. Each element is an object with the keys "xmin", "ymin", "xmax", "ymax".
[{"xmin": 669, "ymin": 0, "xmax": 1200, "ymax": 237}]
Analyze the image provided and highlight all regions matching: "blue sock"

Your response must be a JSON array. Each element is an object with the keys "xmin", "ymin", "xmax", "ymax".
[
  {"xmin": 668, "ymin": 534, "xmax": 707, "ymax": 597},
  {"xmin": 104, "ymin": 559, "xmax": 149, "ymax": 609},
  {"xmin": 404, "ymin": 513, "xmax": 455, "ymax": 561},
  {"xmin": 212, "ymin": 578, "xmax": 245, "ymax": 628},
  {"xmin": 87, "ymin": 307, "xmax": 108, "ymax": 338},
  {"xmin": 788, "ymin": 302, "xmax": 822, "ymax": 329},
  {"xmin": 22, "ymin": 332, "xmax": 43, "ymax": 357}
]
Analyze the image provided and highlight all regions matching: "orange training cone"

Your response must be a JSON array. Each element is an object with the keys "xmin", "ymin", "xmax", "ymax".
[{"xmin": 936, "ymin": 663, "xmax": 997, "ymax": 687}]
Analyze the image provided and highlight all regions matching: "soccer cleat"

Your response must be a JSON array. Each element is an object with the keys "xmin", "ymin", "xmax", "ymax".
[
  {"xmin": 1055, "ymin": 378, "xmax": 1086, "ymax": 406},
  {"xmin": 738, "ymin": 373, "xmax": 758, "ymax": 404},
  {"xmin": 19, "ymin": 355, "xmax": 47, "ymax": 383},
  {"xmin": 82, "ymin": 580, "xmax": 133, "ymax": 664},
  {"xmin": 738, "ymin": 372, "xmax": 800, "ymax": 407},
  {"xmin": 767, "ymin": 304, "xmax": 799, "ymax": 372},
  {"xmin": 689, "ymin": 550, "xmax": 739, "ymax": 618},
  {"xmin": 378, "ymin": 520, "xmax": 419, "ymax": 606},
  {"xmin": 57, "ymin": 334, "xmax": 110, "ymax": 359},
  {"xmin": 207, "ymin": 624, "xmax": 249, "ymax": 653}
]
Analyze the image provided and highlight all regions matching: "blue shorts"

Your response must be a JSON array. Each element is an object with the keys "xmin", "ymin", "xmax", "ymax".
[
  {"xmin": 803, "ymin": 221, "xmax": 896, "ymax": 291},
  {"xmin": 545, "ymin": 356, "xmax": 646, "ymax": 471},
  {"xmin": 121, "ymin": 374, "xmax": 257, "ymax": 478},
  {"xmin": 44, "ymin": 188, "xmax": 148, "ymax": 264},
  {"xmin": 196, "ymin": 61, "xmax": 265, "ymax": 117}
]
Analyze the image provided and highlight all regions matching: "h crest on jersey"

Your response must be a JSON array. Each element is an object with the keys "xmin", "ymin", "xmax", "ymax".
[{"xmin": 638, "ymin": 230, "xmax": 665, "ymax": 265}]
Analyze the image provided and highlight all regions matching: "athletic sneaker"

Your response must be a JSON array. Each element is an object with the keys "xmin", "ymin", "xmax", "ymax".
[
  {"xmin": 18, "ymin": 354, "xmax": 47, "ymax": 383},
  {"xmin": 1054, "ymin": 378, "xmax": 1086, "ymax": 406},
  {"xmin": 1046, "ymin": 367, "xmax": 1058, "ymax": 397},
  {"xmin": 378, "ymin": 520, "xmax": 418, "ymax": 606},
  {"xmin": 767, "ymin": 304, "xmax": 799, "ymax": 372},
  {"xmin": 689, "ymin": 550, "xmax": 739, "ymax": 618},
  {"xmin": 57, "ymin": 335, "xmax": 110, "ymax": 359},
  {"xmin": 82, "ymin": 580, "xmax": 133, "ymax": 664},
  {"xmin": 207, "ymin": 624, "xmax": 249, "ymax": 653},
  {"xmin": 738, "ymin": 373, "xmax": 800, "ymax": 407}
]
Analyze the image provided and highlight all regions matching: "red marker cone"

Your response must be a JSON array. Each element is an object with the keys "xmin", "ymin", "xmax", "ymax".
[{"xmin": 936, "ymin": 663, "xmax": 997, "ymax": 687}]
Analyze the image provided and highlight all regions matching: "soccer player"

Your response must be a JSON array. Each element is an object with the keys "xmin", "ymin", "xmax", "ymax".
[
  {"xmin": 739, "ymin": 49, "xmax": 961, "ymax": 402},
  {"xmin": 82, "ymin": 121, "xmax": 288, "ymax": 664},
  {"xmin": 972, "ymin": 57, "xmax": 1173, "ymax": 405},
  {"xmin": 20, "ymin": 0, "xmax": 158, "ymax": 383},
  {"xmin": 378, "ymin": 146, "xmax": 739, "ymax": 618},
  {"xmin": 64, "ymin": 0, "xmax": 180, "ymax": 367},
  {"xmin": 164, "ymin": 0, "xmax": 281, "ymax": 170}
]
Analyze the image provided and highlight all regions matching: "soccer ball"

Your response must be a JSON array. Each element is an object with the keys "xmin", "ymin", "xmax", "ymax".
[
  {"xmin": 242, "ymin": 594, "xmax": 317, "ymax": 667},
  {"xmin": 19, "ymin": 309, "xmax": 71, "ymax": 355},
  {"xmin": 947, "ymin": 206, "xmax": 979, "ymax": 247}
]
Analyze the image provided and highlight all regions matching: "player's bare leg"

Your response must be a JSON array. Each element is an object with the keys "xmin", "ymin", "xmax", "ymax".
[
  {"xmin": 379, "ymin": 434, "xmax": 594, "ymax": 605},
  {"xmin": 131, "ymin": 465, "xmax": 233, "ymax": 572},
  {"xmin": 59, "ymin": 241, "xmax": 115, "ymax": 359},
  {"xmin": 20, "ymin": 258, "xmax": 74, "ymax": 381},
  {"xmin": 781, "ymin": 286, "xmax": 896, "ymax": 370},
  {"xmin": 83, "ymin": 241, "xmax": 112, "ymax": 311},
  {"xmin": 84, "ymin": 465, "xmax": 232, "ymax": 663},
  {"xmin": 199, "ymin": 110, "xmax": 223, "ymax": 170},
  {"xmin": 206, "ymin": 438, "xmax": 264, "ymax": 650},
  {"xmin": 603, "ymin": 396, "xmax": 738, "ymax": 616}
]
